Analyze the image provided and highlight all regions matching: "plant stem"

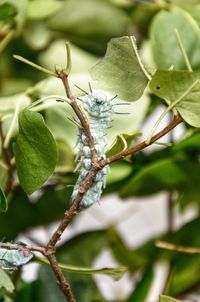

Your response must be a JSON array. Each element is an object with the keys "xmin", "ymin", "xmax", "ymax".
[
  {"xmin": 13, "ymin": 55, "xmax": 57, "ymax": 77},
  {"xmin": 0, "ymin": 122, "xmax": 13, "ymax": 194},
  {"xmin": 130, "ymin": 36, "xmax": 152, "ymax": 81},
  {"xmin": 156, "ymin": 241, "xmax": 200, "ymax": 254},
  {"xmin": 47, "ymin": 254, "xmax": 76, "ymax": 302},
  {"xmin": 174, "ymin": 28, "xmax": 193, "ymax": 72}
]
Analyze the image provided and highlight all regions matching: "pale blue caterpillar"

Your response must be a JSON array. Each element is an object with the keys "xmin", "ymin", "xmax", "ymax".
[
  {"xmin": 71, "ymin": 86, "xmax": 127, "ymax": 208},
  {"xmin": 0, "ymin": 246, "xmax": 33, "ymax": 272}
]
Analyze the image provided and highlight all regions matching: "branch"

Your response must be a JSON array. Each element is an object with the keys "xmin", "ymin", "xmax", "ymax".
[
  {"xmin": 58, "ymin": 72, "xmax": 98, "ymax": 163},
  {"xmin": 47, "ymin": 254, "xmax": 76, "ymax": 302},
  {"xmin": 0, "ymin": 242, "xmax": 45, "ymax": 254},
  {"xmin": 100, "ymin": 114, "xmax": 183, "ymax": 165}
]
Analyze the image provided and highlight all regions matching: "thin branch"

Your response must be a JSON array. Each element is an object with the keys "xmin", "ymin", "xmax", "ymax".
[
  {"xmin": 156, "ymin": 241, "xmax": 200, "ymax": 254},
  {"xmin": 174, "ymin": 28, "xmax": 193, "ymax": 72},
  {"xmin": 101, "ymin": 115, "xmax": 183, "ymax": 165},
  {"xmin": 47, "ymin": 254, "xmax": 76, "ymax": 302},
  {"xmin": 58, "ymin": 72, "xmax": 98, "ymax": 163},
  {"xmin": 0, "ymin": 242, "xmax": 45, "ymax": 254}
]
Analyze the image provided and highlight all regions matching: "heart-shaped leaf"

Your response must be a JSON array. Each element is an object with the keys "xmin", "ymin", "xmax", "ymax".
[{"xmin": 13, "ymin": 109, "xmax": 57, "ymax": 194}]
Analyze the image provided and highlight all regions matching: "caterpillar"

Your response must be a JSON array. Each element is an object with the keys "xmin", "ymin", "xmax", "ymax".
[
  {"xmin": 70, "ymin": 85, "xmax": 128, "ymax": 209},
  {"xmin": 0, "ymin": 245, "xmax": 33, "ymax": 272}
]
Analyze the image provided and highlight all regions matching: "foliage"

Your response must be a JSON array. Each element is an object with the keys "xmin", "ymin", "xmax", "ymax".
[{"xmin": 0, "ymin": 0, "xmax": 200, "ymax": 301}]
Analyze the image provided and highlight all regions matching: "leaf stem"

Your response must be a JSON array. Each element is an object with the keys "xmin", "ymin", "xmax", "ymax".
[
  {"xmin": 13, "ymin": 55, "xmax": 57, "ymax": 77},
  {"xmin": 29, "ymin": 95, "xmax": 71, "ymax": 110},
  {"xmin": 174, "ymin": 28, "xmax": 193, "ymax": 72},
  {"xmin": 130, "ymin": 36, "xmax": 152, "ymax": 81},
  {"xmin": 65, "ymin": 42, "xmax": 72, "ymax": 75},
  {"xmin": 0, "ymin": 30, "xmax": 15, "ymax": 53},
  {"xmin": 156, "ymin": 241, "xmax": 200, "ymax": 254}
]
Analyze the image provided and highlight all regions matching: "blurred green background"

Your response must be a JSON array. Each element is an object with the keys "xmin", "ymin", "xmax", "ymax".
[{"xmin": 0, "ymin": 0, "xmax": 200, "ymax": 301}]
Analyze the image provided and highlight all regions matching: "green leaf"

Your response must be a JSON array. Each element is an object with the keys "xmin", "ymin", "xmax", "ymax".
[
  {"xmin": 55, "ymin": 139, "xmax": 75, "ymax": 173},
  {"xmin": 106, "ymin": 132, "xmax": 142, "ymax": 157},
  {"xmin": 149, "ymin": 70, "xmax": 200, "ymax": 127},
  {"xmin": 0, "ymin": 3, "xmax": 17, "ymax": 26},
  {"xmin": 0, "ymin": 268, "xmax": 14, "ymax": 293},
  {"xmin": 106, "ymin": 161, "xmax": 132, "ymax": 185},
  {"xmin": 106, "ymin": 135, "xmax": 127, "ymax": 157},
  {"xmin": 0, "ymin": 187, "xmax": 72, "ymax": 240},
  {"xmin": 13, "ymin": 109, "xmax": 57, "ymax": 194},
  {"xmin": 150, "ymin": 7, "xmax": 200, "ymax": 73},
  {"xmin": 90, "ymin": 36, "xmax": 149, "ymax": 101},
  {"xmin": 27, "ymin": 0, "xmax": 63, "ymax": 20},
  {"xmin": 0, "ymin": 187, "xmax": 8, "ymax": 212},
  {"xmin": 160, "ymin": 295, "xmax": 181, "ymax": 302},
  {"xmin": 128, "ymin": 267, "xmax": 154, "ymax": 302},
  {"xmin": 107, "ymin": 227, "xmax": 147, "ymax": 271},
  {"xmin": 120, "ymin": 157, "xmax": 186, "ymax": 197},
  {"xmin": 48, "ymin": 0, "xmax": 131, "ymax": 54}
]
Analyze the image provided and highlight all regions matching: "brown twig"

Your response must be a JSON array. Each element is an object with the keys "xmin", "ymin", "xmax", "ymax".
[
  {"xmin": 47, "ymin": 254, "xmax": 76, "ymax": 302},
  {"xmin": 0, "ymin": 242, "xmax": 45, "ymax": 254},
  {"xmin": 0, "ymin": 121, "xmax": 14, "ymax": 194},
  {"xmin": 100, "ymin": 114, "xmax": 183, "ymax": 165},
  {"xmin": 58, "ymin": 72, "xmax": 98, "ymax": 163}
]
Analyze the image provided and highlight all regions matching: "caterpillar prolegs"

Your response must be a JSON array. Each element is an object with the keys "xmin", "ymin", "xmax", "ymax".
[{"xmin": 71, "ymin": 86, "xmax": 127, "ymax": 208}]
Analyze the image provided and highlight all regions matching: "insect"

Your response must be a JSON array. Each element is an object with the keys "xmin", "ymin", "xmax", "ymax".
[
  {"xmin": 0, "ymin": 245, "xmax": 33, "ymax": 272},
  {"xmin": 70, "ymin": 85, "xmax": 129, "ymax": 208}
]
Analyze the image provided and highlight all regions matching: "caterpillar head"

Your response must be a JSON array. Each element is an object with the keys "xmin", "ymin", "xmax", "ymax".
[{"xmin": 89, "ymin": 92, "xmax": 113, "ymax": 118}]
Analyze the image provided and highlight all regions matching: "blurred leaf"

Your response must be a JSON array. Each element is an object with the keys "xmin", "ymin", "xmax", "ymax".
[
  {"xmin": 149, "ymin": 70, "xmax": 200, "ymax": 127},
  {"xmin": 107, "ymin": 227, "xmax": 147, "ymax": 271},
  {"xmin": 45, "ymin": 105, "xmax": 77, "ymax": 148},
  {"xmin": 91, "ymin": 36, "xmax": 149, "ymax": 101},
  {"xmin": 159, "ymin": 218, "xmax": 200, "ymax": 296},
  {"xmin": 48, "ymin": 0, "xmax": 131, "ymax": 54},
  {"xmin": 7, "ymin": 0, "xmax": 28, "ymax": 32},
  {"xmin": 131, "ymin": 2, "xmax": 161, "ymax": 34},
  {"xmin": 128, "ymin": 266, "xmax": 154, "ymax": 302},
  {"xmin": 35, "ymin": 253, "xmax": 106, "ymax": 301},
  {"xmin": 55, "ymin": 139, "xmax": 75, "ymax": 173},
  {"xmin": 27, "ymin": 0, "xmax": 63, "ymax": 20},
  {"xmin": 106, "ymin": 132, "xmax": 141, "ymax": 157},
  {"xmin": 120, "ymin": 157, "xmax": 186, "ymax": 197},
  {"xmin": 57, "ymin": 230, "xmax": 108, "ymax": 267},
  {"xmin": 0, "ymin": 187, "xmax": 7, "ymax": 212},
  {"xmin": 13, "ymin": 109, "xmax": 57, "ymax": 194},
  {"xmin": 106, "ymin": 161, "xmax": 132, "ymax": 185},
  {"xmin": 150, "ymin": 7, "xmax": 200, "ymax": 73},
  {"xmin": 0, "ymin": 268, "xmax": 14, "ymax": 293},
  {"xmin": 106, "ymin": 135, "xmax": 127, "ymax": 157},
  {"xmin": 0, "ymin": 187, "xmax": 72, "ymax": 240},
  {"xmin": 160, "ymin": 296, "xmax": 181, "ymax": 302},
  {"xmin": 0, "ymin": 93, "xmax": 30, "ymax": 117},
  {"xmin": 28, "ymin": 266, "xmax": 67, "ymax": 302},
  {"xmin": 0, "ymin": 2, "xmax": 17, "ymax": 26}
]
